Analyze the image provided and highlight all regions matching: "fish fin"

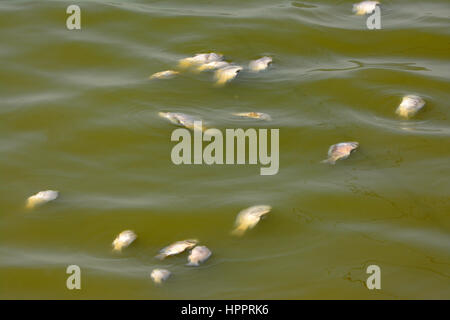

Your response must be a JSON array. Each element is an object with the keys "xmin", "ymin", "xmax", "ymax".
[{"xmin": 186, "ymin": 261, "xmax": 199, "ymax": 267}]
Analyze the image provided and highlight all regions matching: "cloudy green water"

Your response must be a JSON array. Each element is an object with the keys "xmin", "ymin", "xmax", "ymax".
[{"xmin": 1, "ymin": 0, "xmax": 449, "ymax": 299}]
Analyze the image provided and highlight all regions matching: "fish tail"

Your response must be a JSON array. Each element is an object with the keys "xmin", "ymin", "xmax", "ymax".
[
  {"xmin": 178, "ymin": 59, "xmax": 193, "ymax": 69},
  {"xmin": 214, "ymin": 79, "xmax": 227, "ymax": 87},
  {"xmin": 396, "ymin": 108, "xmax": 411, "ymax": 119},
  {"xmin": 25, "ymin": 198, "xmax": 38, "ymax": 209},
  {"xmin": 155, "ymin": 253, "xmax": 166, "ymax": 260},
  {"xmin": 321, "ymin": 158, "xmax": 336, "ymax": 165},
  {"xmin": 25, "ymin": 200, "xmax": 34, "ymax": 209},
  {"xmin": 231, "ymin": 225, "xmax": 247, "ymax": 237},
  {"xmin": 112, "ymin": 240, "xmax": 125, "ymax": 252}
]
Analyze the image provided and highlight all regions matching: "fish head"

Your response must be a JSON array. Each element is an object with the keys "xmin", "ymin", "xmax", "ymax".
[
  {"xmin": 339, "ymin": 142, "xmax": 359, "ymax": 155},
  {"xmin": 260, "ymin": 56, "xmax": 273, "ymax": 66},
  {"xmin": 233, "ymin": 66, "xmax": 243, "ymax": 74},
  {"xmin": 159, "ymin": 112, "xmax": 185, "ymax": 126},
  {"xmin": 348, "ymin": 141, "xmax": 359, "ymax": 151},
  {"xmin": 214, "ymin": 66, "xmax": 243, "ymax": 85}
]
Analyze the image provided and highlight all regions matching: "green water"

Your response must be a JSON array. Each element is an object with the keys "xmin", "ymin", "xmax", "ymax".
[{"xmin": 1, "ymin": 0, "xmax": 449, "ymax": 299}]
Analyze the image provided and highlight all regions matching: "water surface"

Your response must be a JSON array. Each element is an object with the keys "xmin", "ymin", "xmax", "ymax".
[{"xmin": 1, "ymin": 0, "xmax": 449, "ymax": 299}]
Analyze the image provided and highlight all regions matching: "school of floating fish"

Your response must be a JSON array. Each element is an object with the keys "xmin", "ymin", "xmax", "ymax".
[
  {"xmin": 150, "ymin": 52, "xmax": 272, "ymax": 86},
  {"xmin": 23, "ymin": 1, "xmax": 432, "ymax": 286}
]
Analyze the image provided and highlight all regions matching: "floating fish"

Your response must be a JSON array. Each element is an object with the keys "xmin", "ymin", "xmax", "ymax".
[
  {"xmin": 322, "ymin": 142, "xmax": 359, "ymax": 164},
  {"xmin": 158, "ymin": 112, "xmax": 204, "ymax": 131},
  {"xmin": 232, "ymin": 112, "xmax": 272, "ymax": 121},
  {"xmin": 155, "ymin": 239, "xmax": 199, "ymax": 260},
  {"xmin": 232, "ymin": 205, "xmax": 272, "ymax": 236},
  {"xmin": 112, "ymin": 230, "xmax": 137, "ymax": 252},
  {"xmin": 26, "ymin": 190, "xmax": 59, "ymax": 209},
  {"xmin": 352, "ymin": 1, "xmax": 379, "ymax": 15},
  {"xmin": 178, "ymin": 53, "xmax": 224, "ymax": 69},
  {"xmin": 187, "ymin": 246, "xmax": 212, "ymax": 266},
  {"xmin": 149, "ymin": 70, "xmax": 179, "ymax": 80},
  {"xmin": 150, "ymin": 268, "xmax": 171, "ymax": 284},
  {"xmin": 248, "ymin": 56, "xmax": 272, "ymax": 72},
  {"xmin": 396, "ymin": 95, "xmax": 426, "ymax": 119},
  {"xmin": 214, "ymin": 65, "xmax": 243, "ymax": 86},
  {"xmin": 197, "ymin": 61, "xmax": 230, "ymax": 72}
]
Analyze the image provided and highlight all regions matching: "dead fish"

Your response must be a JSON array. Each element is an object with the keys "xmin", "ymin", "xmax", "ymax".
[
  {"xmin": 232, "ymin": 205, "xmax": 272, "ymax": 236},
  {"xmin": 155, "ymin": 239, "xmax": 199, "ymax": 260},
  {"xmin": 396, "ymin": 95, "xmax": 426, "ymax": 118},
  {"xmin": 352, "ymin": 1, "xmax": 379, "ymax": 15},
  {"xmin": 26, "ymin": 190, "xmax": 59, "ymax": 209},
  {"xmin": 322, "ymin": 142, "xmax": 359, "ymax": 164},
  {"xmin": 196, "ymin": 61, "xmax": 230, "ymax": 72},
  {"xmin": 158, "ymin": 112, "xmax": 204, "ymax": 131},
  {"xmin": 232, "ymin": 112, "xmax": 271, "ymax": 121},
  {"xmin": 150, "ymin": 268, "xmax": 171, "ymax": 284},
  {"xmin": 178, "ymin": 53, "xmax": 224, "ymax": 69},
  {"xmin": 112, "ymin": 230, "xmax": 137, "ymax": 252},
  {"xmin": 149, "ymin": 70, "xmax": 179, "ymax": 80},
  {"xmin": 214, "ymin": 65, "xmax": 243, "ymax": 86},
  {"xmin": 248, "ymin": 56, "xmax": 272, "ymax": 72},
  {"xmin": 187, "ymin": 246, "xmax": 212, "ymax": 266}
]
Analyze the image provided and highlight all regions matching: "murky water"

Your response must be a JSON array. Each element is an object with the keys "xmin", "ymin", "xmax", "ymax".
[{"xmin": 1, "ymin": 0, "xmax": 449, "ymax": 299}]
